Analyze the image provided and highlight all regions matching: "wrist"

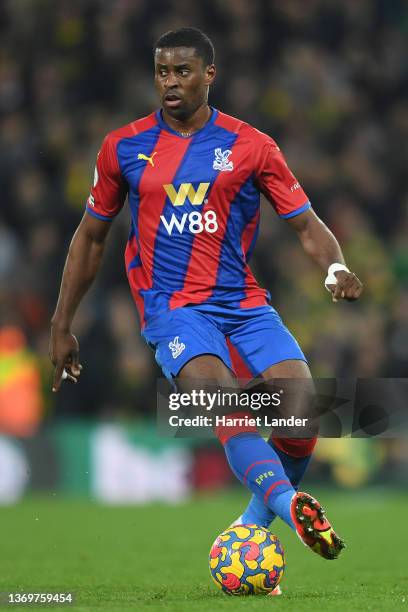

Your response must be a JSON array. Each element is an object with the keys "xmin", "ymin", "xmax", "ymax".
[
  {"xmin": 325, "ymin": 263, "xmax": 350, "ymax": 291},
  {"xmin": 327, "ymin": 263, "xmax": 349, "ymax": 276},
  {"xmin": 50, "ymin": 318, "xmax": 71, "ymax": 333}
]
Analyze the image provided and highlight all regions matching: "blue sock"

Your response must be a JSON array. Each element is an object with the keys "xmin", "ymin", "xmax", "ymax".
[
  {"xmin": 241, "ymin": 493, "xmax": 275, "ymax": 528},
  {"xmin": 241, "ymin": 439, "xmax": 313, "ymax": 527},
  {"xmin": 224, "ymin": 433, "xmax": 295, "ymax": 530},
  {"xmin": 241, "ymin": 492, "xmax": 276, "ymax": 528}
]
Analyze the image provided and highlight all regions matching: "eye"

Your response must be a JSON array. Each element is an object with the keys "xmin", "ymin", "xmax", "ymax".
[
  {"xmin": 179, "ymin": 69, "xmax": 190, "ymax": 77},
  {"xmin": 158, "ymin": 69, "xmax": 168, "ymax": 77}
]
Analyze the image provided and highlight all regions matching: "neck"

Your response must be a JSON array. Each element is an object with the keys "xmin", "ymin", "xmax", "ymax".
[{"xmin": 162, "ymin": 103, "xmax": 211, "ymax": 136}]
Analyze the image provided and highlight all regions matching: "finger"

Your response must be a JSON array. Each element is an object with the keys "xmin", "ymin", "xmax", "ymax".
[
  {"xmin": 356, "ymin": 283, "xmax": 363, "ymax": 297},
  {"xmin": 69, "ymin": 362, "xmax": 83, "ymax": 371},
  {"xmin": 342, "ymin": 277, "xmax": 361, "ymax": 296},
  {"xmin": 337, "ymin": 275, "xmax": 354, "ymax": 296},
  {"xmin": 70, "ymin": 350, "xmax": 81, "ymax": 376},
  {"xmin": 334, "ymin": 275, "xmax": 356, "ymax": 300},
  {"xmin": 345, "ymin": 283, "xmax": 364, "ymax": 301},
  {"xmin": 64, "ymin": 371, "xmax": 78, "ymax": 384},
  {"xmin": 52, "ymin": 363, "xmax": 65, "ymax": 392},
  {"xmin": 62, "ymin": 367, "xmax": 78, "ymax": 384},
  {"xmin": 68, "ymin": 360, "xmax": 82, "ymax": 377},
  {"xmin": 341, "ymin": 282, "xmax": 355, "ymax": 299},
  {"xmin": 344, "ymin": 284, "xmax": 358, "ymax": 299},
  {"xmin": 332, "ymin": 282, "xmax": 343, "ymax": 301},
  {"xmin": 326, "ymin": 284, "xmax": 338, "ymax": 302}
]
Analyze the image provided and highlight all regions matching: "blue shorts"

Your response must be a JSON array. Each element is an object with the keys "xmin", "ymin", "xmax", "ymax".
[{"xmin": 142, "ymin": 304, "xmax": 306, "ymax": 381}]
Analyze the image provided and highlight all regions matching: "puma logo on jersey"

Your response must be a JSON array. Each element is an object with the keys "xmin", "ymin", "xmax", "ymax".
[
  {"xmin": 169, "ymin": 336, "xmax": 185, "ymax": 358},
  {"xmin": 138, "ymin": 152, "xmax": 157, "ymax": 167},
  {"xmin": 163, "ymin": 182, "xmax": 210, "ymax": 206}
]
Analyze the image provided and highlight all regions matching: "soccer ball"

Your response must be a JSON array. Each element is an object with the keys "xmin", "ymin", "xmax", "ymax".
[{"xmin": 209, "ymin": 524, "xmax": 285, "ymax": 595}]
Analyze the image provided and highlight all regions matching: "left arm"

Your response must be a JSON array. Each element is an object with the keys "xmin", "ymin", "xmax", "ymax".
[
  {"xmin": 286, "ymin": 208, "xmax": 363, "ymax": 302},
  {"xmin": 254, "ymin": 137, "xmax": 362, "ymax": 301}
]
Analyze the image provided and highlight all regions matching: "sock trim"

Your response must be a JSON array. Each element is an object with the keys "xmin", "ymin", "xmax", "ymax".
[
  {"xmin": 215, "ymin": 411, "xmax": 258, "ymax": 445},
  {"xmin": 271, "ymin": 437, "xmax": 317, "ymax": 458},
  {"xmin": 263, "ymin": 479, "xmax": 291, "ymax": 504},
  {"xmin": 243, "ymin": 459, "xmax": 280, "ymax": 485}
]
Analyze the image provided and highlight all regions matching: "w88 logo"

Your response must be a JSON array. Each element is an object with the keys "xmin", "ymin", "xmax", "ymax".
[{"xmin": 160, "ymin": 210, "xmax": 218, "ymax": 235}]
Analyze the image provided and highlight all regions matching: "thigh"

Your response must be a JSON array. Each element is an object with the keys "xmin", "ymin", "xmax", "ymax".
[
  {"xmin": 178, "ymin": 354, "xmax": 238, "ymax": 387},
  {"xmin": 261, "ymin": 359, "xmax": 317, "ymax": 436},
  {"xmin": 142, "ymin": 307, "xmax": 232, "ymax": 382},
  {"xmin": 228, "ymin": 306, "xmax": 307, "ymax": 378},
  {"xmin": 262, "ymin": 358, "xmax": 311, "ymax": 380}
]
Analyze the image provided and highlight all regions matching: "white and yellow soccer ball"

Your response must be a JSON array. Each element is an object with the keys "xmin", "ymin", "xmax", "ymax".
[{"xmin": 209, "ymin": 524, "xmax": 285, "ymax": 595}]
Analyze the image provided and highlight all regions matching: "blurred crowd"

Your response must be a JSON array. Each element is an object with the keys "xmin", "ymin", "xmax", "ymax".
[{"xmin": 0, "ymin": 0, "xmax": 407, "ymax": 429}]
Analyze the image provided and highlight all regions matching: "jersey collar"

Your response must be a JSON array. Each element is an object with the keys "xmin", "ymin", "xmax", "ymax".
[{"xmin": 155, "ymin": 107, "xmax": 218, "ymax": 139}]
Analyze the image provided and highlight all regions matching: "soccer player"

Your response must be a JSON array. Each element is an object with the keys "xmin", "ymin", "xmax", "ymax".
[{"xmin": 50, "ymin": 27, "xmax": 363, "ymax": 570}]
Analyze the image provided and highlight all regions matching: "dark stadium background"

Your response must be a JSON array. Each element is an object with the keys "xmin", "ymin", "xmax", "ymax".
[{"xmin": 0, "ymin": 0, "xmax": 407, "ymax": 530}]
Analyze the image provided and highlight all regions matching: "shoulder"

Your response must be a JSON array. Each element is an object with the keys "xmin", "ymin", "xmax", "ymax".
[
  {"xmin": 215, "ymin": 110, "xmax": 277, "ymax": 147},
  {"xmin": 103, "ymin": 112, "xmax": 159, "ymax": 147}
]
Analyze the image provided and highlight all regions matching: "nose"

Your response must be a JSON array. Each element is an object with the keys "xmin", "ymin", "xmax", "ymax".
[{"xmin": 164, "ymin": 72, "xmax": 178, "ymax": 88}]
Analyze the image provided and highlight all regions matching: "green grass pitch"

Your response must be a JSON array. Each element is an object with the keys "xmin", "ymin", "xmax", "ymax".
[{"xmin": 1, "ymin": 489, "xmax": 407, "ymax": 611}]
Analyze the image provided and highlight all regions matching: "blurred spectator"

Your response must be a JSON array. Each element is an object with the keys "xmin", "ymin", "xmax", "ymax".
[{"xmin": 0, "ymin": 326, "xmax": 43, "ymax": 436}]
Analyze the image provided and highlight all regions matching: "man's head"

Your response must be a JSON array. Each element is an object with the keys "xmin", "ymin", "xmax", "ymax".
[{"xmin": 153, "ymin": 27, "xmax": 216, "ymax": 121}]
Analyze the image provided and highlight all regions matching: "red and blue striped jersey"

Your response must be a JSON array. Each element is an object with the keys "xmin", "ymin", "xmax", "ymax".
[{"xmin": 86, "ymin": 108, "xmax": 310, "ymax": 327}]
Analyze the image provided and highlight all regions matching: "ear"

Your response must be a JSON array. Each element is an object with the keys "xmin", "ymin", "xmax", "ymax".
[{"xmin": 204, "ymin": 64, "xmax": 216, "ymax": 86}]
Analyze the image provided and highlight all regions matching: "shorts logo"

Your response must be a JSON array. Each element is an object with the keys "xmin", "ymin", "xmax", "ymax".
[
  {"xmin": 163, "ymin": 182, "xmax": 210, "ymax": 206},
  {"xmin": 213, "ymin": 148, "xmax": 233, "ymax": 172},
  {"xmin": 169, "ymin": 336, "xmax": 185, "ymax": 359}
]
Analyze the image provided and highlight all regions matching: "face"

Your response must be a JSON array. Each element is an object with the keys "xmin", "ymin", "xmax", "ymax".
[{"xmin": 154, "ymin": 47, "xmax": 216, "ymax": 120}]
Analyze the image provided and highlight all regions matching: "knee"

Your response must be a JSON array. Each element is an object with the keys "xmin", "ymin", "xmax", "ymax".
[{"xmin": 271, "ymin": 436, "xmax": 317, "ymax": 458}]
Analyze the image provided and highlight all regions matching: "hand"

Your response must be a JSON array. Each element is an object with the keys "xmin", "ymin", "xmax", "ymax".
[
  {"xmin": 49, "ymin": 327, "xmax": 82, "ymax": 392},
  {"xmin": 327, "ymin": 270, "xmax": 363, "ymax": 303}
]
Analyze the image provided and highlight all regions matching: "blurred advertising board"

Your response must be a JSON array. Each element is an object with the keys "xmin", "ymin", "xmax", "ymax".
[{"xmin": 0, "ymin": 423, "xmax": 195, "ymax": 504}]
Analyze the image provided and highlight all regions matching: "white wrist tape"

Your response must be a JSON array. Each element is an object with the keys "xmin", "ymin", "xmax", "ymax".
[{"xmin": 325, "ymin": 263, "xmax": 350, "ymax": 291}]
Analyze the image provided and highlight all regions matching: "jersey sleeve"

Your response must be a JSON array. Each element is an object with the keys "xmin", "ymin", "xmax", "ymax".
[
  {"xmin": 256, "ymin": 141, "xmax": 311, "ymax": 219},
  {"xmin": 86, "ymin": 134, "xmax": 127, "ymax": 221}
]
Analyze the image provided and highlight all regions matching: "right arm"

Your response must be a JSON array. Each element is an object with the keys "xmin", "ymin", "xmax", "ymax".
[
  {"xmin": 50, "ymin": 213, "xmax": 112, "ymax": 391},
  {"xmin": 50, "ymin": 132, "xmax": 127, "ymax": 392}
]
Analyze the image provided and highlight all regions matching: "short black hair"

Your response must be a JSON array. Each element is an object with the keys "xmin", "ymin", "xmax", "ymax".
[{"xmin": 154, "ymin": 27, "xmax": 215, "ymax": 66}]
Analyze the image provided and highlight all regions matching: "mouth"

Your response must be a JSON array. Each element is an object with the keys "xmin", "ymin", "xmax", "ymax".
[{"xmin": 163, "ymin": 93, "xmax": 183, "ymax": 108}]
